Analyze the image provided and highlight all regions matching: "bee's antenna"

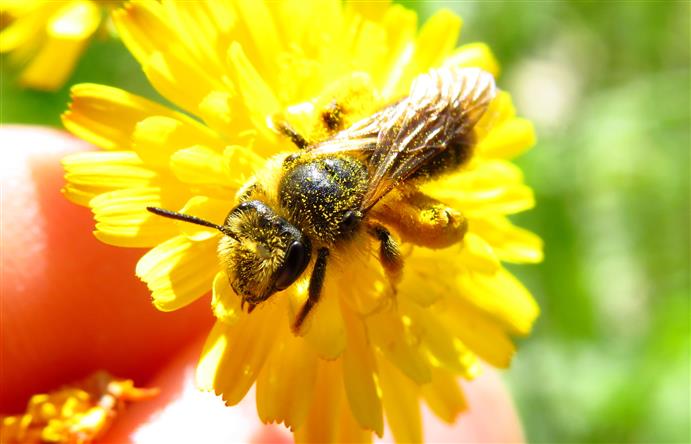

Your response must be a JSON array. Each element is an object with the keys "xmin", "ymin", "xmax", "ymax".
[{"xmin": 146, "ymin": 207, "xmax": 238, "ymax": 240}]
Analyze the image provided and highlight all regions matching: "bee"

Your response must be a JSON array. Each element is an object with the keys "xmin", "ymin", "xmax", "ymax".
[{"xmin": 147, "ymin": 67, "xmax": 496, "ymax": 332}]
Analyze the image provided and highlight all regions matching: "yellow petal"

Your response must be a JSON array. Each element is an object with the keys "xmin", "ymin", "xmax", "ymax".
[
  {"xmin": 267, "ymin": 0, "xmax": 314, "ymax": 48},
  {"xmin": 197, "ymin": 302, "xmax": 282, "ymax": 406},
  {"xmin": 198, "ymin": 91, "xmax": 233, "ymax": 133},
  {"xmin": 227, "ymin": 41, "xmax": 280, "ymax": 152},
  {"xmin": 402, "ymin": 301, "xmax": 479, "ymax": 377},
  {"xmin": 133, "ymin": 116, "xmax": 223, "ymax": 168},
  {"xmin": 469, "ymin": 216, "xmax": 543, "ymax": 263},
  {"xmin": 342, "ymin": 307, "xmax": 383, "ymax": 436},
  {"xmin": 348, "ymin": 20, "xmax": 387, "ymax": 76},
  {"xmin": 378, "ymin": 4, "xmax": 417, "ymax": 98},
  {"xmin": 424, "ymin": 160, "xmax": 535, "ymax": 217},
  {"xmin": 304, "ymin": 0, "xmax": 347, "ymax": 80},
  {"xmin": 335, "ymin": 401, "xmax": 373, "ymax": 444},
  {"xmin": 233, "ymin": 0, "xmax": 283, "ymax": 80},
  {"xmin": 413, "ymin": 9, "xmax": 461, "ymax": 71},
  {"xmin": 386, "ymin": 8, "xmax": 460, "ymax": 96},
  {"xmin": 169, "ymin": 145, "xmax": 234, "ymax": 187},
  {"xmin": 159, "ymin": 0, "xmax": 230, "ymax": 80},
  {"xmin": 294, "ymin": 360, "xmax": 343, "ymax": 444},
  {"xmin": 378, "ymin": 356, "xmax": 421, "ymax": 444},
  {"xmin": 62, "ymin": 185, "xmax": 98, "ymax": 207},
  {"xmin": 63, "ymin": 83, "xmax": 183, "ymax": 151},
  {"xmin": 346, "ymin": 0, "xmax": 392, "ymax": 21},
  {"xmin": 210, "ymin": 271, "xmax": 241, "ymax": 324},
  {"xmin": 195, "ymin": 321, "xmax": 228, "ymax": 391},
  {"xmin": 428, "ymin": 159, "xmax": 527, "ymax": 194},
  {"xmin": 169, "ymin": 145, "xmax": 263, "ymax": 201},
  {"xmin": 142, "ymin": 49, "xmax": 222, "ymax": 116},
  {"xmin": 437, "ymin": 299, "xmax": 516, "ymax": 368},
  {"xmin": 177, "ymin": 195, "xmax": 230, "ymax": 242},
  {"xmin": 198, "ymin": 90, "xmax": 254, "ymax": 141},
  {"xmin": 18, "ymin": 0, "xmax": 100, "ymax": 91},
  {"xmin": 420, "ymin": 368, "xmax": 467, "ymax": 423},
  {"xmin": 329, "ymin": 237, "xmax": 391, "ymax": 322},
  {"xmin": 399, "ymin": 247, "xmax": 457, "ymax": 307},
  {"xmin": 456, "ymin": 267, "xmax": 540, "ymax": 336},
  {"xmin": 62, "ymin": 151, "xmax": 160, "ymax": 206},
  {"xmin": 291, "ymin": 273, "xmax": 347, "ymax": 360},
  {"xmin": 463, "ymin": 185, "xmax": 534, "ymax": 216},
  {"xmin": 256, "ymin": 328, "xmax": 318, "ymax": 429},
  {"xmin": 90, "ymin": 187, "xmax": 184, "ymax": 248},
  {"xmin": 459, "ymin": 232, "xmax": 500, "ymax": 274},
  {"xmin": 135, "ymin": 235, "xmax": 218, "ymax": 311},
  {"xmin": 477, "ymin": 118, "xmax": 537, "ymax": 160},
  {"xmin": 49, "ymin": 1, "xmax": 99, "ymax": 39},
  {"xmin": 442, "ymin": 42, "xmax": 500, "ymax": 77},
  {"xmin": 367, "ymin": 309, "xmax": 431, "ymax": 384},
  {"xmin": 0, "ymin": 3, "xmax": 61, "ymax": 53},
  {"xmin": 487, "ymin": 90, "xmax": 517, "ymax": 123},
  {"xmin": 116, "ymin": 0, "xmax": 231, "ymax": 111},
  {"xmin": 223, "ymin": 145, "xmax": 265, "ymax": 186},
  {"xmin": 112, "ymin": 0, "xmax": 172, "ymax": 67},
  {"xmin": 475, "ymin": 91, "xmax": 516, "ymax": 140}
]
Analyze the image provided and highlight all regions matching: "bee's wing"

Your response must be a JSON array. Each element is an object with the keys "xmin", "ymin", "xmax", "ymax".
[
  {"xmin": 360, "ymin": 67, "xmax": 497, "ymax": 211},
  {"xmin": 306, "ymin": 108, "xmax": 392, "ymax": 155}
]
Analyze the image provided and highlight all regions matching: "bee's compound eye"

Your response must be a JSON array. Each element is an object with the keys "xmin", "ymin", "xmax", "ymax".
[{"xmin": 274, "ymin": 241, "xmax": 310, "ymax": 290}]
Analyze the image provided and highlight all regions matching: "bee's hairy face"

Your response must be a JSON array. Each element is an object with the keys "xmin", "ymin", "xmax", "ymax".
[{"xmin": 218, "ymin": 200, "xmax": 311, "ymax": 304}]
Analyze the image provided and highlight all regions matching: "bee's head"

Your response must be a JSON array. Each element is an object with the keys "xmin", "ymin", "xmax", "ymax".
[
  {"xmin": 146, "ymin": 201, "xmax": 312, "ymax": 306},
  {"xmin": 219, "ymin": 200, "xmax": 312, "ymax": 304}
]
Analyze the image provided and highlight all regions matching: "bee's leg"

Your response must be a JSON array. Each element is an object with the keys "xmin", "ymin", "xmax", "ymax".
[
  {"xmin": 275, "ymin": 121, "xmax": 309, "ymax": 149},
  {"xmin": 370, "ymin": 189, "xmax": 468, "ymax": 249},
  {"xmin": 320, "ymin": 102, "xmax": 344, "ymax": 132},
  {"xmin": 293, "ymin": 247, "xmax": 330, "ymax": 332},
  {"xmin": 368, "ymin": 223, "xmax": 404, "ymax": 283},
  {"xmin": 240, "ymin": 299, "xmax": 257, "ymax": 313}
]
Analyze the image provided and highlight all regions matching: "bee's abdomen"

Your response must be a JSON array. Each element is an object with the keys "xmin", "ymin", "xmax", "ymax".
[
  {"xmin": 411, "ymin": 134, "xmax": 475, "ymax": 180},
  {"xmin": 279, "ymin": 156, "xmax": 368, "ymax": 243}
]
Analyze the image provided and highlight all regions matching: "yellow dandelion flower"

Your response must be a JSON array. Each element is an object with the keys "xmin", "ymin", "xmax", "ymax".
[
  {"xmin": 0, "ymin": 371, "xmax": 157, "ymax": 443},
  {"xmin": 0, "ymin": 0, "xmax": 114, "ymax": 91},
  {"xmin": 61, "ymin": 0, "xmax": 542, "ymax": 441}
]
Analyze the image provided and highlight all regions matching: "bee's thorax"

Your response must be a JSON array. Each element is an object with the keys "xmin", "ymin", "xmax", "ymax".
[{"xmin": 278, "ymin": 155, "xmax": 368, "ymax": 244}]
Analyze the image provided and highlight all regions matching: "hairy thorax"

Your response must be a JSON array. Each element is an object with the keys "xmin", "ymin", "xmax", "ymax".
[{"xmin": 278, "ymin": 155, "xmax": 368, "ymax": 244}]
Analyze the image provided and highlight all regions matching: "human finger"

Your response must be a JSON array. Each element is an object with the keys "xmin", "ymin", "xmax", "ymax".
[{"xmin": 0, "ymin": 126, "xmax": 214, "ymax": 413}]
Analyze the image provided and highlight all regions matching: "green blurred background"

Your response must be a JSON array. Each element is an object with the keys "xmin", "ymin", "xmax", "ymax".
[{"xmin": 1, "ymin": 1, "xmax": 689, "ymax": 443}]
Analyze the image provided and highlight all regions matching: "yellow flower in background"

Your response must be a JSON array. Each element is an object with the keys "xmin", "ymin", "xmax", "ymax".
[
  {"xmin": 61, "ymin": 0, "xmax": 542, "ymax": 442},
  {"xmin": 0, "ymin": 371, "xmax": 157, "ymax": 443},
  {"xmin": 0, "ymin": 0, "xmax": 112, "ymax": 91}
]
